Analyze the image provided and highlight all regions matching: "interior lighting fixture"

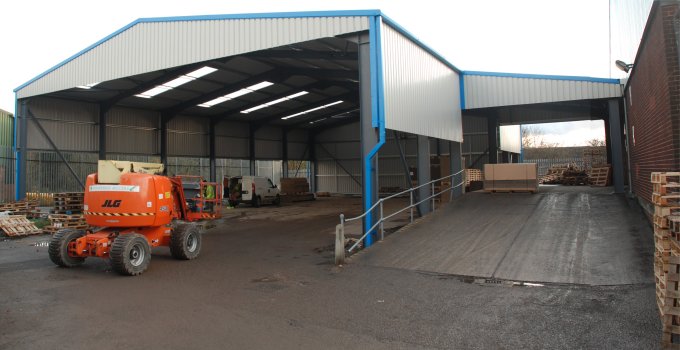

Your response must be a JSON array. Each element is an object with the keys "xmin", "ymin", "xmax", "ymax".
[
  {"xmin": 615, "ymin": 60, "xmax": 634, "ymax": 73},
  {"xmin": 76, "ymin": 82, "xmax": 100, "ymax": 89},
  {"xmin": 135, "ymin": 66, "xmax": 217, "ymax": 98},
  {"xmin": 281, "ymin": 100, "xmax": 344, "ymax": 120},
  {"xmin": 198, "ymin": 81, "xmax": 274, "ymax": 108},
  {"xmin": 240, "ymin": 91, "xmax": 309, "ymax": 114}
]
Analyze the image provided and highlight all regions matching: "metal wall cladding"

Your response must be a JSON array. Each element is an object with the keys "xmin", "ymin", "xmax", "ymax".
[
  {"xmin": 381, "ymin": 22, "xmax": 463, "ymax": 142},
  {"xmin": 28, "ymin": 97, "xmax": 97, "ymax": 123},
  {"xmin": 610, "ymin": 0, "xmax": 654, "ymax": 79},
  {"xmin": 0, "ymin": 110, "xmax": 13, "ymax": 148},
  {"xmin": 315, "ymin": 122, "xmax": 359, "ymax": 143},
  {"xmin": 168, "ymin": 132, "xmax": 209, "ymax": 157},
  {"xmin": 287, "ymin": 129, "xmax": 308, "ymax": 143},
  {"xmin": 463, "ymin": 75, "xmax": 623, "ymax": 109},
  {"xmin": 499, "ymin": 125, "xmax": 521, "ymax": 153},
  {"xmin": 288, "ymin": 142, "xmax": 308, "ymax": 160},
  {"xmin": 316, "ymin": 141, "xmax": 361, "ymax": 160},
  {"xmin": 215, "ymin": 120, "xmax": 249, "ymax": 137},
  {"xmin": 107, "ymin": 106, "xmax": 159, "ymax": 154},
  {"xmin": 255, "ymin": 139, "xmax": 282, "ymax": 159},
  {"xmin": 108, "ymin": 106, "xmax": 159, "ymax": 128},
  {"xmin": 17, "ymin": 16, "xmax": 370, "ymax": 98},
  {"xmin": 168, "ymin": 114, "xmax": 209, "ymax": 156},
  {"xmin": 216, "ymin": 136, "xmax": 248, "ymax": 158},
  {"xmin": 463, "ymin": 115, "xmax": 487, "ymax": 133},
  {"xmin": 107, "ymin": 127, "xmax": 158, "ymax": 154}
]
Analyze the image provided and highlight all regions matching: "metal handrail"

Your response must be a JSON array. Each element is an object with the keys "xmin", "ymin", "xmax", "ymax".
[{"xmin": 334, "ymin": 170, "xmax": 466, "ymax": 264}]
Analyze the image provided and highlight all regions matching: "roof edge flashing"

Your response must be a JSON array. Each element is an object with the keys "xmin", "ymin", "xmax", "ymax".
[{"xmin": 463, "ymin": 71, "xmax": 621, "ymax": 84}]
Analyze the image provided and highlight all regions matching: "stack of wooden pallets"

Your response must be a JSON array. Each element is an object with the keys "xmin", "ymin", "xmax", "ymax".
[
  {"xmin": 52, "ymin": 192, "xmax": 84, "ymax": 214},
  {"xmin": 0, "ymin": 199, "xmax": 40, "ymax": 218},
  {"xmin": 0, "ymin": 215, "xmax": 42, "ymax": 237},
  {"xmin": 43, "ymin": 214, "xmax": 88, "ymax": 234},
  {"xmin": 464, "ymin": 169, "xmax": 483, "ymax": 188},
  {"xmin": 280, "ymin": 178, "xmax": 315, "ymax": 203},
  {"xmin": 651, "ymin": 172, "xmax": 680, "ymax": 346}
]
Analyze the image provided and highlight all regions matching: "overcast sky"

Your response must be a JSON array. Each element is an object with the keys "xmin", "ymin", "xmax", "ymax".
[{"xmin": 0, "ymin": 0, "xmax": 612, "ymax": 145}]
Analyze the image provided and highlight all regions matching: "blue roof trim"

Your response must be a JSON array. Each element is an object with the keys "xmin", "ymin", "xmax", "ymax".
[
  {"xmin": 379, "ymin": 13, "xmax": 461, "ymax": 74},
  {"xmin": 14, "ymin": 9, "xmax": 383, "ymax": 93},
  {"xmin": 462, "ymin": 71, "xmax": 620, "ymax": 84}
]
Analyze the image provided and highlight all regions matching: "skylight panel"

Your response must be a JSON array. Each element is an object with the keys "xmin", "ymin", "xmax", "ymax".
[
  {"xmin": 164, "ymin": 76, "xmax": 195, "ymax": 88},
  {"xmin": 186, "ymin": 66, "xmax": 218, "ymax": 78},
  {"xmin": 135, "ymin": 66, "xmax": 217, "ymax": 99},
  {"xmin": 197, "ymin": 81, "xmax": 275, "ymax": 108},
  {"xmin": 241, "ymin": 91, "xmax": 309, "ymax": 114},
  {"xmin": 135, "ymin": 86, "xmax": 172, "ymax": 98},
  {"xmin": 76, "ymin": 82, "xmax": 100, "ymax": 89},
  {"xmin": 281, "ymin": 100, "xmax": 344, "ymax": 120},
  {"xmin": 198, "ymin": 97, "xmax": 229, "ymax": 108}
]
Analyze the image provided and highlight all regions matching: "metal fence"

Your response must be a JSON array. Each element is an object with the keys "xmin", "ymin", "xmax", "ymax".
[{"xmin": 525, "ymin": 156, "xmax": 607, "ymax": 176}]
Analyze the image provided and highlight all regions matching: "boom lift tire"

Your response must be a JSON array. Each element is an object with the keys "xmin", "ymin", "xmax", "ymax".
[
  {"xmin": 110, "ymin": 233, "xmax": 151, "ymax": 276},
  {"xmin": 170, "ymin": 223, "xmax": 202, "ymax": 260},
  {"xmin": 49, "ymin": 229, "xmax": 86, "ymax": 267}
]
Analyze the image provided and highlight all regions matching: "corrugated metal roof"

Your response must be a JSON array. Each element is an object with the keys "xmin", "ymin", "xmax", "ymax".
[
  {"xmin": 462, "ymin": 72, "xmax": 622, "ymax": 109},
  {"xmin": 15, "ymin": 11, "xmax": 373, "ymax": 99}
]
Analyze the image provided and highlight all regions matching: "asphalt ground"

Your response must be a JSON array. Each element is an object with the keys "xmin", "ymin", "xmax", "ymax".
[{"xmin": 0, "ymin": 192, "xmax": 661, "ymax": 349}]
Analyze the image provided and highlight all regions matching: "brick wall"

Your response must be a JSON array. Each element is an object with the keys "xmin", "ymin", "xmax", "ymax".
[{"xmin": 627, "ymin": 3, "xmax": 680, "ymax": 207}]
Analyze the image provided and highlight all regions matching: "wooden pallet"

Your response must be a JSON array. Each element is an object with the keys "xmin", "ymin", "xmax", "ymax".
[
  {"xmin": 669, "ymin": 216, "xmax": 680, "ymax": 236},
  {"xmin": 655, "ymin": 194, "xmax": 680, "ymax": 207},
  {"xmin": 652, "ymin": 172, "xmax": 680, "ymax": 184},
  {"xmin": 0, "ymin": 215, "xmax": 42, "ymax": 237},
  {"xmin": 658, "ymin": 255, "xmax": 680, "ymax": 347},
  {"xmin": 589, "ymin": 166, "xmax": 611, "ymax": 186},
  {"xmin": 655, "ymin": 183, "xmax": 680, "ymax": 196}
]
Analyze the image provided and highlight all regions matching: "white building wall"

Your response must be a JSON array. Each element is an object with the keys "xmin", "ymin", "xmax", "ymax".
[{"xmin": 380, "ymin": 21, "xmax": 463, "ymax": 142}]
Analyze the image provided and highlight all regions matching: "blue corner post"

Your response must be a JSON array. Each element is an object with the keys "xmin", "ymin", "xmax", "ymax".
[{"xmin": 360, "ymin": 16, "xmax": 385, "ymax": 248}]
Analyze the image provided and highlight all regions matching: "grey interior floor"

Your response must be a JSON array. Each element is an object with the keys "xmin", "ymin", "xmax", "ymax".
[{"xmin": 356, "ymin": 185, "xmax": 654, "ymax": 286}]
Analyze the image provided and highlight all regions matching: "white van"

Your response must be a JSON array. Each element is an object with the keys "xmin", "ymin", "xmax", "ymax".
[{"xmin": 224, "ymin": 176, "xmax": 281, "ymax": 207}]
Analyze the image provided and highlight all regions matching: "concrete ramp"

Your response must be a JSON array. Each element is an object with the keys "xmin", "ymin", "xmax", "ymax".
[{"xmin": 356, "ymin": 187, "xmax": 653, "ymax": 285}]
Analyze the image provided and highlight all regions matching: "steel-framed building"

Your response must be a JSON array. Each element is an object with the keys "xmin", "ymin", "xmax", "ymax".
[{"xmin": 14, "ymin": 9, "xmax": 627, "ymax": 244}]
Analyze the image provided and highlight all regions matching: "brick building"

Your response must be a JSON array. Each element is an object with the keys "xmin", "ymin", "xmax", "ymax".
[{"xmin": 624, "ymin": 0, "xmax": 680, "ymax": 212}]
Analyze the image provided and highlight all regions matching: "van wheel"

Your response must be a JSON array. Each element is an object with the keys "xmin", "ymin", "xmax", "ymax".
[{"xmin": 253, "ymin": 196, "xmax": 261, "ymax": 208}]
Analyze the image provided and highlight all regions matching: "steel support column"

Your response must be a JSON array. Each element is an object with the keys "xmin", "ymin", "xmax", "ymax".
[
  {"xmin": 608, "ymin": 99, "xmax": 625, "ymax": 193},
  {"xmin": 417, "ymin": 135, "xmax": 431, "ymax": 215},
  {"xmin": 282, "ymin": 128, "xmax": 288, "ymax": 178},
  {"xmin": 358, "ymin": 32, "xmax": 379, "ymax": 243},
  {"xmin": 16, "ymin": 100, "xmax": 27, "ymax": 200},
  {"xmin": 209, "ymin": 120, "xmax": 217, "ymax": 182},
  {"xmin": 309, "ymin": 133, "xmax": 317, "ymax": 192},
  {"xmin": 249, "ymin": 123, "xmax": 256, "ymax": 175},
  {"xmin": 98, "ymin": 107, "xmax": 107, "ymax": 160},
  {"xmin": 488, "ymin": 116, "xmax": 498, "ymax": 164},
  {"xmin": 160, "ymin": 114, "xmax": 169, "ymax": 171},
  {"xmin": 451, "ymin": 141, "xmax": 463, "ymax": 198}
]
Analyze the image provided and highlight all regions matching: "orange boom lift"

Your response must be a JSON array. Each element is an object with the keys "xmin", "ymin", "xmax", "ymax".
[{"xmin": 48, "ymin": 161, "xmax": 221, "ymax": 276}]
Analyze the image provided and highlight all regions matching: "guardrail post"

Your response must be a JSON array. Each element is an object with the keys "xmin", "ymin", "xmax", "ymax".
[
  {"xmin": 431, "ymin": 183, "xmax": 435, "ymax": 211},
  {"xmin": 410, "ymin": 191, "xmax": 414, "ymax": 223},
  {"xmin": 335, "ymin": 214, "xmax": 345, "ymax": 265},
  {"xmin": 379, "ymin": 201, "xmax": 384, "ymax": 241}
]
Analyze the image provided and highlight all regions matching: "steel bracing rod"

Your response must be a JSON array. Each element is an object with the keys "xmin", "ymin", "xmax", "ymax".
[
  {"xmin": 26, "ymin": 108, "xmax": 85, "ymax": 190},
  {"xmin": 316, "ymin": 143, "xmax": 362, "ymax": 187}
]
